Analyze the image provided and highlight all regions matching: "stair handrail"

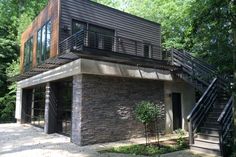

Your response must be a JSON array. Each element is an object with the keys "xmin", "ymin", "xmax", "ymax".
[
  {"xmin": 217, "ymin": 96, "xmax": 233, "ymax": 156},
  {"xmin": 172, "ymin": 49, "xmax": 217, "ymax": 75},
  {"xmin": 187, "ymin": 77, "xmax": 218, "ymax": 144},
  {"xmin": 171, "ymin": 49, "xmax": 217, "ymax": 91}
]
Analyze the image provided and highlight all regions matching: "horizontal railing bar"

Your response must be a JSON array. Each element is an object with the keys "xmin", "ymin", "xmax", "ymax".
[{"xmin": 172, "ymin": 51, "xmax": 216, "ymax": 75}]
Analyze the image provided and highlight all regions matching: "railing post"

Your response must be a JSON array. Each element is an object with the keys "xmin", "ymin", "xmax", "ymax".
[
  {"xmin": 188, "ymin": 120, "xmax": 194, "ymax": 145},
  {"xmin": 171, "ymin": 49, "xmax": 174, "ymax": 65},
  {"xmin": 219, "ymin": 127, "xmax": 224, "ymax": 156}
]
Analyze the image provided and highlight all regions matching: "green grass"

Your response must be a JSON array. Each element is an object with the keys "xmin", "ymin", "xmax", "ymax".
[{"xmin": 100, "ymin": 143, "xmax": 188, "ymax": 156}]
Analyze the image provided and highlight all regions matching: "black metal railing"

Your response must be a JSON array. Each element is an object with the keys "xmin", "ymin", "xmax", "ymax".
[
  {"xmin": 187, "ymin": 78, "xmax": 218, "ymax": 144},
  {"xmin": 171, "ymin": 49, "xmax": 217, "ymax": 86},
  {"xmin": 59, "ymin": 29, "xmax": 162, "ymax": 60},
  {"xmin": 217, "ymin": 96, "xmax": 233, "ymax": 156}
]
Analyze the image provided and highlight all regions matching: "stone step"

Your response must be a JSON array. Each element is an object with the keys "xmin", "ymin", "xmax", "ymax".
[
  {"xmin": 196, "ymin": 133, "xmax": 219, "ymax": 141},
  {"xmin": 194, "ymin": 138, "xmax": 220, "ymax": 150},
  {"xmin": 190, "ymin": 144, "xmax": 221, "ymax": 156}
]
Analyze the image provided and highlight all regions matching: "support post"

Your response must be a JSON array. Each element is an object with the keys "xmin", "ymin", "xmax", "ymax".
[
  {"xmin": 44, "ymin": 83, "xmax": 57, "ymax": 134},
  {"xmin": 71, "ymin": 75, "xmax": 82, "ymax": 145},
  {"xmin": 188, "ymin": 121, "xmax": 194, "ymax": 145},
  {"xmin": 15, "ymin": 85, "xmax": 22, "ymax": 123}
]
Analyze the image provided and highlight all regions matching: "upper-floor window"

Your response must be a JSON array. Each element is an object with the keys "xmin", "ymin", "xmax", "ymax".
[
  {"xmin": 72, "ymin": 20, "xmax": 86, "ymax": 34},
  {"xmin": 24, "ymin": 37, "xmax": 33, "ymax": 71},
  {"xmin": 88, "ymin": 25, "xmax": 114, "ymax": 51},
  {"xmin": 72, "ymin": 20, "xmax": 115, "ymax": 51},
  {"xmin": 37, "ymin": 20, "xmax": 51, "ymax": 64},
  {"xmin": 143, "ymin": 44, "xmax": 152, "ymax": 58}
]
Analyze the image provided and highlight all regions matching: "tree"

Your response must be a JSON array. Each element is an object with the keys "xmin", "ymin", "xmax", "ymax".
[
  {"xmin": 135, "ymin": 101, "xmax": 160, "ymax": 145},
  {"xmin": 0, "ymin": 0, "xmax": 48, "ymax": 123}
]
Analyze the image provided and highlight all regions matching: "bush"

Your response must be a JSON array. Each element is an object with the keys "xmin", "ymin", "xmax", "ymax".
[
  {"xmin": 135, "ymin": 101, "xmax": 160, "ymax": 124},
  {"xmin": 135, "ymin": 101, "xmax": 160, "ymax": 145},
  {"xmin": 175, "ymin": 129, "xmax": 187, "ymax": 147}
]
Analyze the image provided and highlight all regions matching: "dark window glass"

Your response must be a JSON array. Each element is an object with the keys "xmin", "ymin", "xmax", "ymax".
[
  {"xmin": 36, "ymin": 20, "xmax": 51, "ymax": 64},
  {"xmin": 88, "ymin": 25, "xmax": 114, "ymax": 51},
  {"xmin": 31, "ymin": 86, "xmax": 45, "ymax": 128},
  {"xmin": 144, "ymin": 44, "xmax": 151, "ymax": 58},
  {"xmin": 72, "ymin": 21, "xmax": 86, "ymax": 34},
  {"xmin": 24, "ymin": 37, "xmax": 33, "ymax": 71},
  {"xmin": 37, "ymin": 29, "xmax": 42, "ymax": 64},
  {"xmin": 41, "ymin": 25, "xmax": 46, "ymax": 61},
  {"xmin": 46, "ymin": 21, "xmax": 51, "ymax": 59}
]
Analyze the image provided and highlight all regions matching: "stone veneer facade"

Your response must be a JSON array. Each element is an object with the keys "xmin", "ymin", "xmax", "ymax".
[{"xmin": 72, "ymin": 74, "xmax": 165, "ymax": 145}]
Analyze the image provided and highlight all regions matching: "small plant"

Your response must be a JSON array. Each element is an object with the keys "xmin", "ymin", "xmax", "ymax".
[
  {"xmin": 135, "ymin": 101, "xmax": 160, "ymax": 145},
  {"xmin": 175, "ymin": 129, "xmax": 187, "ymax": 147}
]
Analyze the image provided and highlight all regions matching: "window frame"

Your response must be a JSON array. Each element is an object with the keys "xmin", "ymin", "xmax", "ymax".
[
  {"xmin": 72, "ymin": 19, "xmax": 115, "ymax": 51},
  {"xmin": 36, "ymin": 20, "xmax": 52, "ymax": 64},
  {"xmin": 143, "ymin": 43, "xmax": 152, "ymax": 58},
  {"xmin": 24, "ymin": 36, "xmax": 33, "ymax": 72}
]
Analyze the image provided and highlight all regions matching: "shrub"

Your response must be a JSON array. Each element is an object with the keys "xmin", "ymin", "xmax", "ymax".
[{"xmin": 135, "ymin": 101, "xmax": 160, "ymax": 145}]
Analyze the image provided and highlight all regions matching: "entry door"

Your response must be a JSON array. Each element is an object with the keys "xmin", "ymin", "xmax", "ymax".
[{"xmin": 172, "ymin": 93, "xmax": 182, "ymax": 130}]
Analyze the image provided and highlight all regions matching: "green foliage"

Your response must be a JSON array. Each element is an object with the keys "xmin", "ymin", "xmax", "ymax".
[
  {"xmin": 175, "ymin": 129, "xmax": 187, "ymax": 147},
  {"xmin": 135, "ymin": 101, "xmax": 160, "ymax": 125},
  {"xmin": 101, "ymin": 143, "xmax": 188, "ymax": 156},
  {"xmin": 94, "ymin": 0, "xmax": 235, "ymax": 74},
  {"xmin": 0, "ymin": 59, "xmax": 19, "ymax": 123},
  {"xmin": 0, "ymin": 0, "xmax": 48, "ymax": 123}
]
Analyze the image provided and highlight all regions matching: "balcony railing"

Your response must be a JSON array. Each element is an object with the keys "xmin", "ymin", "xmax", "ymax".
[{"xmin": 59, "ymin": 29, "xmax": 162, "ymax": 60}]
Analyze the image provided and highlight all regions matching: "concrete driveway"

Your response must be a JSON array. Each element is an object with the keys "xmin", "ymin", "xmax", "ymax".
[{"xmin": 0, "ymin": 124, "xmax": 209, "ymax": 157}]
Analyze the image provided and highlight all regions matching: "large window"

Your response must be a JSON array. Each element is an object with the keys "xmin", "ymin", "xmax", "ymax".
[
  {"xmin": 24, "ymin": 37, "xmax": 33, "ymax": 71},
  {"xmin": 72, "ymin": 20, "xmax": 86, "ymax": 34},
  {"xmin": 72, "ymin": 20, "xmax": 115, "ymax": 51},
  {"xmin": 88, "ymin": 25, "xmax": 114, "ymax": 51},
  {"xmin": 31, "ymin": 86, "xmax": 46, "ymax": 128},
  {"xmin": 37, "ymin": 20, "xmax": 51, "ymax": 64}
]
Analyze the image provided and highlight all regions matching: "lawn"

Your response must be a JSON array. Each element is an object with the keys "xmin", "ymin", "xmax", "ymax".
[{"xmin": 100, "ymin": 138, "xmax": 189, "ymax": 156}]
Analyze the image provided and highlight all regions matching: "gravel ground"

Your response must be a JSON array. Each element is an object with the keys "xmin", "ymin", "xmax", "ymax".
[{"xmin": 0, "ymin": 123, "xmax": 211, "ymax": 157}]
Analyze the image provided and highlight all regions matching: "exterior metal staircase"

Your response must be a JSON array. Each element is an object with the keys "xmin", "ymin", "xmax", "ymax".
[{"xmin": 171, "ymin": 49, "xmax": 233, "ymax": 156}]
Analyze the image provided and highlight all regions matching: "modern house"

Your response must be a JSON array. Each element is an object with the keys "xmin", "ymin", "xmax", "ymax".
[{"xmin": 14, "ymin": 0, "xmax": 233, "ymax": 156}]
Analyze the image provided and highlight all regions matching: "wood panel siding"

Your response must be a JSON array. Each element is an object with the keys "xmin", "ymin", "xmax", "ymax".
[
  {"xmin": 20, "ymin": 0, "xmax": 60, "ymax": 73},
  {"xmin": 59, "ymin": 0, "xmax": 161, "ymax": 59}
]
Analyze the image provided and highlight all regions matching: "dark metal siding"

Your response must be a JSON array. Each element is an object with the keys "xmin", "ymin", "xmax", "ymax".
[{"xmin": 60, "ymin": 0, "xmax": 162, "ymax": 59}]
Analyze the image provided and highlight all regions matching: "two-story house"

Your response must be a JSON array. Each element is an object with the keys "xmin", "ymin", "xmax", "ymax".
[{"xmin": 14, "ymin": 0, "xmax": 232, "ymax": 156}]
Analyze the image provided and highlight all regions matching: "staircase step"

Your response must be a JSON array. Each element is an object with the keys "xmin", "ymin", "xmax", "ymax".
[
  {"xmin": 208, "ymin": 112, "xmax": 221, "ymax": 117},
  {"xmin": 194, "ymin": 138, "xmax": 220, "ymax": 150},
  {"xmin": 203, "ymin": 122, "xmax": 220, "ymax": 129},
  {"xmin": 190, "ymin": 144, "xmax": 221, "ymax": 156},
  {"xmin": 212, "ymin": 108, "xmax": 223, "ymax": 112},
  {"xmin": 207, "ymin": 117, "xmax": 219, "ymax": 123},
  {"xmin": 196, "ymin": 133, "xmax": 219, "ymax": 141},
  {"xmin": 214, "ymin": 105, "xmax": 225, "ymax": 109},
  {"xmin": 199, "ymin": 127, "xmax": 220, "ymax": 136}
]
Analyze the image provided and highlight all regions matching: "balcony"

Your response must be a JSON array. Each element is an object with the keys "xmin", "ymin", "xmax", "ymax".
[
  {"xmin": 59, "ymin": 29, "xmax": 163, "ymax": 60},
  {"xmin": 14, "ymin": 30, "xmax": 176, "ymax": 81}
]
